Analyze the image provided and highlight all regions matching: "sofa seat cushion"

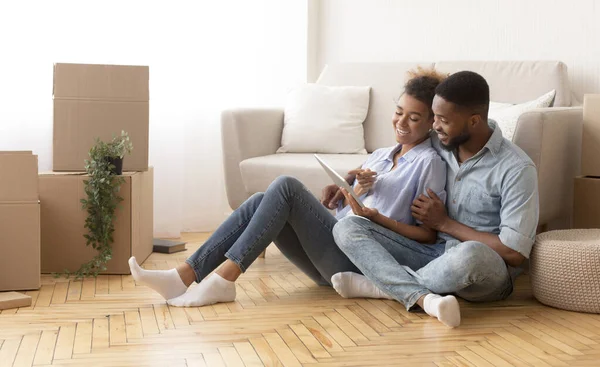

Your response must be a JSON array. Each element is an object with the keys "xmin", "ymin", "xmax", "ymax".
[{"xmin": 240, "ymin": 153, "xmax": 370, "ymax": 199}]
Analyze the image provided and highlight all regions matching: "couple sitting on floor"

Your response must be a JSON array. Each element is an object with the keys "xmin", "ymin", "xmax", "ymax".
[{"xmin": 129, "ymin": 68, "xmax": 539, "ymax": 328}]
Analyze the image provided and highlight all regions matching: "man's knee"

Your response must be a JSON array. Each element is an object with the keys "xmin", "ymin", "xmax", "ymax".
[{"xmin": 450, "ymin": 241, "xmax": 506, "ymax": 278}]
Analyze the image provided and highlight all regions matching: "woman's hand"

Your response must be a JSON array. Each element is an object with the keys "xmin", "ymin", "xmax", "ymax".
[
  {"xmin": 348, "ymin": 169, "xmax": 377, "ymax": 196},
  {"xmin": 340, "ymin": 188, "xmax": 379, "ymax": 219}
]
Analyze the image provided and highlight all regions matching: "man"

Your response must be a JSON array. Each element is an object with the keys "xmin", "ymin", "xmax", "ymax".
[{"xmin": 331, "ymin": 71, "xmax": 539, "ymax": 328}]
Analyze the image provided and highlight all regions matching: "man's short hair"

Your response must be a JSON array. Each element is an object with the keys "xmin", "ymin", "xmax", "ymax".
[{"xmin": 434, "ymin": 71, "xmax": 490, "ymax": 113}]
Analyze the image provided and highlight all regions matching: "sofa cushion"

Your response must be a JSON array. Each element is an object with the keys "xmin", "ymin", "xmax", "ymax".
[
  {"xmin": 489, "ymin": 90, "xmax": 556, "ymax": 141},
  {"xmin": 277, "ymin": 84, "xmax": 370, "ymax": 154},
  {"xmin": 317, "ymin": 62, "xmax": 435, "ymax": 153},
  {"xmin": 434, "ymin": 61, "xmax": 570, "ymax": 107},
  {"xmin": 240, "ymin": 153, "xmax": 370, "ymax": 199}
]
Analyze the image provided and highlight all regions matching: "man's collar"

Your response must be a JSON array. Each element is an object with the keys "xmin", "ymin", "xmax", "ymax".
[{"xmin": 484, "ymin": 119, "xmax": 504, "ymax": 157}]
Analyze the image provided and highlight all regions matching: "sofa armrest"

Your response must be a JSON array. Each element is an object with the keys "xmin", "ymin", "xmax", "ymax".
[
  {"xmin": 221, "ymin": 108, "xmax": 284, "ymax": 209},
  {"xmin": 514, "ymin": 107, "xmax": 583, "ymax": 226}
]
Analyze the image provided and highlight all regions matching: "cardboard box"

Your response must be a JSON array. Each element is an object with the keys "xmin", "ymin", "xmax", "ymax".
[
  {"xmin": 0, "ymin": 203, "xmax": 41, "ymax": 291},
  {"xmin": 0, "ymin": 151, "xmax": 40, "ymax": 291},
  {"xmin": 39, "ymin": 168, "xmax": 154, "ymax": 274},
  {"xmin": 0, "ymin": 151, "xmax": 38, "ymax": 202},
  {"xmin": 573, "ymin": 176, "xmax": 600, "ymax": 228},
  {"xmin": 0, "ymin": 292, "xmax": 32, "ymax": 310},
  {"xmin": 53, "ymin": 63, "xmax": 149, "ymax": 172},
  {"xmin": 582, "ymin": 95, "xmax": 600, "ymax": 177}
]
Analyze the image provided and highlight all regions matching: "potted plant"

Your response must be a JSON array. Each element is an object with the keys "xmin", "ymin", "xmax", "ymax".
[
  {"xmin": 103, "ymin": 130, "xmax": 134, "ymax": 175},
  {"xmin": 57, "ymin": 131, "xmax": 133, "ymax": 279}
]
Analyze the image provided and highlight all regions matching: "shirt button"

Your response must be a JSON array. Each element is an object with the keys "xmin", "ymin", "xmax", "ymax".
[{"xmin": 452, "ymin": 200, "xmax": 456, "ymax": 204}]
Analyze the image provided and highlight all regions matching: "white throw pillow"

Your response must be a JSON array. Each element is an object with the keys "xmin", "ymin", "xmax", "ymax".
[
  {"xmin": 488, "ymin": 90, "xmax": 556, "ymax": 141},
  {"xmin": 277, "ymin": 84, "xmax": 370, "ymax": 154}
]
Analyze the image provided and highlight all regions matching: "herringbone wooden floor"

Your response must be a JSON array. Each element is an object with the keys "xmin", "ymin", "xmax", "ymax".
[{"xmin": 2, "ymin": 233, "xmax": 600, "ymax": 367}]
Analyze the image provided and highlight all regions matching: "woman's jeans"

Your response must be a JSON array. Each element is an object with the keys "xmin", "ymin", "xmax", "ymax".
[
  {"xmin": 332, "ymin": 216, "xmax": 514, "ymax": 310},
  {"xmin": 185, "ymin": 176, "xmax": 360, "ymax": 286}
]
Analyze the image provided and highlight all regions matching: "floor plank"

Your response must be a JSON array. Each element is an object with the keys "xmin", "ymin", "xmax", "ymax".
[{"xmin": 1, "ymin": 232, "xmax": 599, "ymax": 366}]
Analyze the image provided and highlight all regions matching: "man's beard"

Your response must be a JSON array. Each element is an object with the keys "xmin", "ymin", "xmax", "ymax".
[{"xmin": 439, "ymin": 131, "xmax": 471, "ymax": 151}]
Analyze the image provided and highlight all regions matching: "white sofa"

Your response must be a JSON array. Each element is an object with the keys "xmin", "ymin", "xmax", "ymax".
[{"xmin": 222, "ymin": 61, "xmax": 583, "ymax": 228}]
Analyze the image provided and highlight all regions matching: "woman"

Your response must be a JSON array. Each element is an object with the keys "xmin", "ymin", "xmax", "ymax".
[{"xmin": 128, "ymin": 68, "xmax": 447, "ymax": 308}]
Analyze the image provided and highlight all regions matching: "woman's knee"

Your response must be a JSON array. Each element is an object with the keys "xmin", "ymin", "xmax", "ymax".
[
  {"xmin": 333, "ymin": 216, "xmax": 369, "ymax": 248},
  {"xmin": 271, "ymin": 175, "xmax": 301, "ymax": 188},
  {"xmin": 246, "ymin": 192, "xmax": 265, "ymax": 209},
  {"xmin": 268, "ymin": 175, "xmax": 304, "ymax": 196}
]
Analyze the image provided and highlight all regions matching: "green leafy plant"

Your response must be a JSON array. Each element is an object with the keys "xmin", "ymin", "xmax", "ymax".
[{"xmin": 56, "ymin": 131, "xmax": 133, "ymax": 279}]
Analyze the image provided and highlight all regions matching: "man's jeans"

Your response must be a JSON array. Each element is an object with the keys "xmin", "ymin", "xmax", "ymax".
[
  {"xmin": 333, "ymin": 216, "xmax": 513, "ymax": 310},
  {"xmin": 185, "ymin": 176, "xmax": 360, "ymax": 285}
]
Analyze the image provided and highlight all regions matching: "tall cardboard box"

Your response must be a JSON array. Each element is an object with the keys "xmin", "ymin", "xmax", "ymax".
[
  {"xmin": 39, "ymin": 168, "xmax": 153, "ymax": 274},
  {"xmin": 0, "ymin": 152, "xmax": 41, "ymax": 291},
  {"xmin": 53, "ymin": 63, "xmax": 149, "ymax": 172},
  {"xmin": 581, "ymin": 95, "xmax": 600, "ymax": 177},
  {"xmin": 574, "ymin": 95, "xmax": 600, "ymax": 228},
  {"xmin": 574, "ymin": 177, "xmax": 600, "ymax": 228}
]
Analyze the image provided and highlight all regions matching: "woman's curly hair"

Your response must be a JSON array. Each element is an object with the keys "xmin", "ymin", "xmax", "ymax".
[{"xmin": 402, "ymin": 67, "xmax": 448, "ymax": 118}]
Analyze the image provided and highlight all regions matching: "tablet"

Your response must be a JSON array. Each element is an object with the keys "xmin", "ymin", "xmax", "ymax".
[{"xmin": 314, "ymin": 154, "xmax": 365, "ymax": 208}]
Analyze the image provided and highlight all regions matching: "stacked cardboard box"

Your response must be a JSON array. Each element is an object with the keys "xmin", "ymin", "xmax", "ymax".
[
  {"xmin": 39, "ymin": 63, "xmax": 153, "ymax": 274},
  {"xmin": 0, "ymin": 152, "xmax": 40, "ymax": 291},
  {"xmin": 574, "ymin": 95, "xmax": 600, "ymax": 228}
]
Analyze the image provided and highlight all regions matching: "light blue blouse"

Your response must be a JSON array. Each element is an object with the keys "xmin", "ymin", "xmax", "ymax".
[{"xmin": 336, "ymin": 138, "xmax": 447, "ymax": 225}]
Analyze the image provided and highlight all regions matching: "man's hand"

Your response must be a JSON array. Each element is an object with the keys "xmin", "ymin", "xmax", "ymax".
[
  {"xmin": 340, "ymin": 188, "xmax": 379, "ymax": 219},
  {"xmin": 321, "ymin": 168, "xmax": 358, "ymax": 209},
  {"xmin": 411, "ymin": 189, "xmax": 449, "ymax": 231},
  {"xmin": 321, "ymin": 184, "xmax": 344, "ymax": 209}
]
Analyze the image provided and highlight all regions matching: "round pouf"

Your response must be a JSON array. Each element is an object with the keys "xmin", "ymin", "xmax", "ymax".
[{"xmin": 530, "ymin": 229, "xmax": 600, "ymax": 313}]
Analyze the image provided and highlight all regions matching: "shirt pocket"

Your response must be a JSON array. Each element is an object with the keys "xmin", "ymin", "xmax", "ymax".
[{"xmin": 464, "ymin": 188, "xmax": 501, "ymax": 228}]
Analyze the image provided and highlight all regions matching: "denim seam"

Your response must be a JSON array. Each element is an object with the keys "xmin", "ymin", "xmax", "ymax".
[
  {"xmin": 225, "ymin": 253, "xmax": 246, "ymax": 272},
  {"xmin": 189, "ymin": 215, "xmax": 253, "ymax": 280},
  {"xmin": 236, "ymin": 189, "xmax": 334, "ymax": 265},
  {"xmin": 405, "ymin": 289, "xmax": 431, "ymax": 311},
  {"xmin": 293, "ymin": 191, "xmax": 335, "ymax": 231},
  {"xmin": 237, "ymin": 199, "xmax": 286, "ymax": 262}
]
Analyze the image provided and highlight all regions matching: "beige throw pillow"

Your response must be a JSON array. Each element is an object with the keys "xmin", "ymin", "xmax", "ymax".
[{"xmin": 277, "ymin": 84, "xmax": 370, "ymax": 154}]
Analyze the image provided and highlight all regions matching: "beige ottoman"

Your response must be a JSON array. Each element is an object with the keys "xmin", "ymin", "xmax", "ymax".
[{"xmin": 530, "ymin": 229, "xmax": 600, "ymax": 313}]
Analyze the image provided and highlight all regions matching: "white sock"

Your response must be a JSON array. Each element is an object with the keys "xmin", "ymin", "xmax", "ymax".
[
  {"xmin": 128, "ymin": 256, "xmax": 188, "ymax": 300},
  {"xmin": 167, "ymin": 273, "xmax": 236, "ymax": 307},
  {"xmin": 331, "ymin": 272, "xmax": 393, "ymax": 299},
  {"xmin": 423, "ymin": 294, "xmax": 461, "ymax": 328}
]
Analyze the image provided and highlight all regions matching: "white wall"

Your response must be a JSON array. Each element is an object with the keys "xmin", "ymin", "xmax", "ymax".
[
  {"xmin": 0, "ymin": 0, "xmax": 307, "ymax": 237},
  {"xmin": 314, "ymin": 0, "xmax": 600, "ymax": 100}
]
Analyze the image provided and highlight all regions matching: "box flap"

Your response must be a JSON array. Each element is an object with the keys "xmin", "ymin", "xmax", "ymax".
[
  {"xmin": 0, "ymin": 153, "xmax": 39, "ymax": 202},
  {"xmin": 53, "ymin": 63, "xmax": 149, "ymax": 101}
]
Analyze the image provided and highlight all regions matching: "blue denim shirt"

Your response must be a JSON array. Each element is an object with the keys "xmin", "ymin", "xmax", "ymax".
[
  {"xmin": 336, "ymin": 138, "xmax": 447, "ymax": 225},
  {"xmin": 432, "ymin": 121, "xmax": 539, "ymax": 258}
]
